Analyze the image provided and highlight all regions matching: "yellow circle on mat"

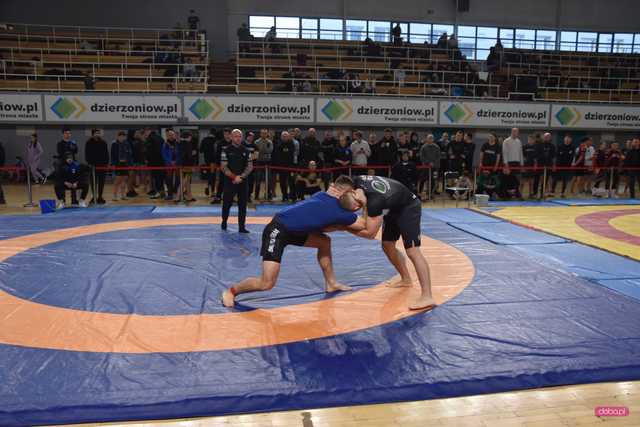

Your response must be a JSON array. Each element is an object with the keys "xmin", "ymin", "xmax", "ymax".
[{"xmin": 609, "ymin": 213, "xmax": 640, "ymax": 238}]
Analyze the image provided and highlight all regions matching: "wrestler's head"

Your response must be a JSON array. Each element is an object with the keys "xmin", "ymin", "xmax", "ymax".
[{"xmin": 338, "ymin": 189, "xmax": 366, "ymax": 212}]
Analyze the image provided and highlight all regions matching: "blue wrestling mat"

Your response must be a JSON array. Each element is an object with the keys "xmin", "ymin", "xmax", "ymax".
[{"xmin": 0, "ymin": 208, "xmax": 639, "ymax": 426}]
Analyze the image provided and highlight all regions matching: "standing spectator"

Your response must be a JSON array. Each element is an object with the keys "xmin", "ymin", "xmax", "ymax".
[
  {"xmin": 333, "ymin": 135, "xmax": 352, "ymax": 180},
  {"xmin": 200, "ymin": 128, "xmax": 218, "ymax": 198},
  {"xmin": 187, "ymin": 9, "xmax": 200, "ymax": 43},
  {"xmin": 350, "ymin": 130, "xmax": 371, "ymax": 174},
  {"xmin": 419, "ymin": 134, "xmax": 440, "ymax": 197},
  {"xmin": 84, "ymin": 129, "xmax": 109, "ymax": 204},
  {"xmin": 57, "ymin": 127, "xmax": 78, "ymax": 161},
  {"xmin": 125, "ymin": 130, "xmax": 139, "ymax": 198},
  {"xmin": 0, "ymin": 140, "xmax": 5, "ymax": 204},
  {"xmin": 592, "ymin": 141, "xmax": 608, "ymax": 191},
  {"xmin": 551, "ymin": 135, "xmax": 574, "ymax": 197},
  {"xmin": 391, "ymin": 151, "xmax": 418, "ymax": 194},
  {"xmin": 447, "ymin": 130, "xmax": 465, "ymax": 174},
  {"xmin": 374, "ymin": 128, "xmax": 398, "ymax": 177},
  {"xmin": 461, "ymin": 132, "xmax": 475, "ymax": 172},
  {"xmin": 300, "ymin": 128, "xmax": 321, "ymax": 166},
  {"xmin": 437, "ymin": 132, "xmax": 450, "ymax": 188},
  {"xmin": 480, "ymin": 133, "xmax": 501, "ymax": 170},
  {"xmin": 243, "ymin": 131, "xmax": 258, "ymax": 202},
  {"xmin": 55, "ymin": 152, "xmax": 88, "ymax": 209},
  {"xmin": 176, "ymin": 130, "xmax": 195, "ymax": 202},
  {"xmin": 273, "ymin": 130, "xmax": 295, "ymax": 201},
  {"xmin": 237, "ymin": 23, "xmax": 253, "ymax": 42},
  {"xmin": 144, "ymin": 127, "xmax": 167, "ymax": 199},
  {"xmin": 129, "ymin": 129, "xmax": 147, "ymax": 198},
  {"xmin": 536, "ymin": 132, "xmax": 556, "ymax": 197},
  {"xmin": 625, "ymin": 138, "xmax": 640, "ymax": 198},
  {"xmin": 320, "ymin": 130, "xmax": 337, "ymax": 189},
  {"xmin": 162, "ymin": 129, "xmax": 180, "ymax": 201},
  {"xmin": 26, "ymin": 133, "xmax": 45, "ymax": 184},
  {"xmin": 605, "ymin": 142, "xmax": 623, "ymax": 196},
  {"xmin": 397, "ymin": 132, "xmax": 411, "ymax": 161},
  {"xmin": 213, "ymin": 128, "xmax": 232, "ymax": 203},
  {"xmin": 409, "ymin": 132, "xmax": 421, "ymax": 158},
  {"xmin": 502, "ymin": 128, "xmax": 523, "ymax": 169},
  {"xmin": 220, "ymin": 129, "xmax": 253, "ymax": 233},
  {"xmin": 254, "ymin": 128, "xmax": 274, "ymax": 200},
  {"xmin": 391, "ymin": 23, "xmax": 402, "ymax": 44},
  {"xmin": 110, "ymin": 131, "xmax": 132, "ymax": 201},
  {"xmin": 290, "ymin": 128, "xmax": 303, "ymax": 200},
  {"xmin": 295, "ymin": 160, "xmax": 322, "ymax": 199},
  {"xmin": 571, "ymin": 136, "xmax": 594, "ymax": 194},
  {"xmin": 265, "ymin": 26, "xmax": 277, "ymax": 42},
  {"xmin": 522, "ymin": 135, "xmax": 539, "ymax": 198}
]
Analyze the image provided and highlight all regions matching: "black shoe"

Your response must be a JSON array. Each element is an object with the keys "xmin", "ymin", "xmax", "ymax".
[
  {"xmin": 147, "ymin": 191, "xmax": 157, "ymax": 196},
  {"xmin": 239, "ymin": 228, "xmax": 250, "ymax": 234},
  {"xmin": 221, "ymin": 222, "xmax": 227, "ymax": 231},
  {"xmin": 247, "ymin": 198, "xmax": 252, "ymax": 204},
  {"xmin": 89, "ymin": 198, "xmax": 96, "ymax": 204},
  {"xmin": 97, "ymin": 198, "xmax": 106, "ymax": 205},
  {"xmin": 126, "ymin": 191, "xmax": 138, "ymax": 198},
  {"xmin": 205, "ymin": 188, "xmax": 210, "ymax": 196}
]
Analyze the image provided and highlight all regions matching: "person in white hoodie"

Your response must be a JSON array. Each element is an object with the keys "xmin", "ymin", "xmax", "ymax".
[
  {"xmin": 502, "ymin": 128, "xmax": 523, "ymax": 169},
  {"xmin": 350, "ymin": 130, "xmax": 371, "ymax": 174}
]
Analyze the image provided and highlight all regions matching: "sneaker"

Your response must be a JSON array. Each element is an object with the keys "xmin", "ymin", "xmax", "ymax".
[
  {"xmin": 97, "ymin": 198, "xmax": 106, "ymax": 205},
  {"xmin": 164, "ymin": 195, "xmax": 174, "ymax": 201},
  {"xmin": 239, "ymin": 228, "xmax": 250, "ymax": 234},
  {"xmin": 56, "ymin": 201, "xmax": 65, "ymax": 210},
  {"xmin": 221, "ymin": 222, "xmax": 227, "ymax": 231},
  {"xmin": 149, "ymin": 193, "xmax": 161, "ymax": 199},
  {"xmin": 204, "ymin": 188, "xmax": 210, "ymax": 196},
  {"xmin": 147, "ymin": 190, "xmax": 156, "ymax": 196},
  {"xmin": 79, "ymin": 200, "xmax": 87, "ymax": 208},
  {"xmin": 112, "ymin": 196, "xmax": 120, "ymax": 201},
  {"xmin": 126, "ymin": 191, "xmax": 138, "ymax": 198}
]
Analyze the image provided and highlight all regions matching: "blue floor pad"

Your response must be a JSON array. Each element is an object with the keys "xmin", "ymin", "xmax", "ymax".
[
  {"xmin": 422, "ymin": 208, "xmax": 501, "ymax": 223},
  {"xmin": 448, "ymin": 221, "xmax": 569, "ymax": 245},
  {"xmin": 550, "ymin": 198, "xmax": 640, "ymax": 206},
  {"xmin": 1, "ymin": 211, "xmax": 640, "ymax": 426},
  {"xmin": 153, "ymin": 206, "xmax": 238, "ymax": 214},
  {"xmin": 509, "ymin": 242, "xmax": 640, "ymax": 281},
  {"xmin": 595, "ymin": 279, "xmax": 640, "ymax": 301}
]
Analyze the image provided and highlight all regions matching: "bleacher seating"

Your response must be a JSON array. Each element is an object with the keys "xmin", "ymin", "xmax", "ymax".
[{"xmin": 0, "ymin": 23, "xmax": 209, "ymax": 92}]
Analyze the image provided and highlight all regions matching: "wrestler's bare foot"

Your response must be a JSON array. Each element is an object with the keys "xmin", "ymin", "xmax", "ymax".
[
  {"xmin": 221, "ymin": 289, "xmax": 235, "ymax": 308},
  {"xmin": 409, "ymin": 295, "xmax": 437, "ymax": 310},
  {"xmin": 385, "ymin": 277, "xmax": 414, "ymax": 288},
  {"xmin": 325, "ymin": 282, "xmax": 352, "ymax": 293}
]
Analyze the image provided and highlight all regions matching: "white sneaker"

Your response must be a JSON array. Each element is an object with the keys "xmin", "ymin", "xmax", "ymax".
[
  {"xmin": 56, "ymin": 201, "xmax": 65, "ymax": 210},
  {"xmin": 112, "ymin": 195, "xmax": 120, "ymax": 201},
  {"xmin": 79, "ymin": 200, "xmax": 87, "ymax": 208}
]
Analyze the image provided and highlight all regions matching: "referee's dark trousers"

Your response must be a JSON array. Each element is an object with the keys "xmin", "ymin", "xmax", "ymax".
[{"xmin": 222, "ymin": 179, "xmax": 248, "ymax": 230}]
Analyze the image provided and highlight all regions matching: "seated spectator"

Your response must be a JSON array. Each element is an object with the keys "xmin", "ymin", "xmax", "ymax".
[
  {"xmin": 110, "ymin": 131, "xmax": 132, "ymax": 201},
  {"xmin": 499, "ymin": 167, "xmax": 522, "ymax": 200},
  {"xmin": 476, "ymin": 169, "xmax": 501, "ymax": 200},
  {"xmin": 437, "ymin": 32, "xmax": 448, "ymax": 49},
  {"xmin": 295, "ymin": 160, "xmax": 322, "ymax": 199},
  {"xmin": 182, "ymin": 58, "xmax": 197, "ymax": 79},
  {"xmin": 55, "ymin": 152, "xmax": 88, "ymax": 209},
  {"xmin": 446, "ymin": 170, "xmax": 472, "ymax": 200},
  {"xmin": 83, "ymin": 73, "xmax": 96, "ymax": 90},
  {"xmin": 265, "ymin": 26, "xmax": 276, "ymax": 42}
]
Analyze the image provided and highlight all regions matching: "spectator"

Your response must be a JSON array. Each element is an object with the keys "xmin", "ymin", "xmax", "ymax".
[
  {"xmin": 409, "ymin": 132, "xmax": 421, "ymax": 158},
  {"xmin": 373, "ymin": 128, "xmax": 398, "ymax": 177},
  {"xmin": 57, "ymin": 127, "xmax": 78, "ymax": 161},
  {"xmin": 499, "ymin": 167, "xmax": 522, "ymax": 200},
  {"xmin": 182, "ymin": 58, "xmax": 196, "ymax": 80},
  {"xmin": 350, "ymin": 130, "xmax": 371, "ymax": 173},
  {"xmin": 295, "ymin": 160, "xmax": 322, "ymax": 200},
  {"xmin": 187, "ymin": 9, "xmax": 200, "ymax": 32},
  {"xmin": 462, "ymin": 132, "xmax": 475, "ymax": 172},
  {"xmin": 625, "ymin": 138, "xmax": 640, "ymax": 199},
  {"xmin": 502, "ymin": 128, "xmax": 523, "ymax": 169},
  {"xmin": 536, "ymin": 132, "xmax": 556, "ymax": 197},
  {"xmin": 265, "ymin": 26, "xmax": 277, "ymax": 42},
  {"xmin": 419, "ymin": 134, "xmax": 440, "ymax": 197},
  {"xmin": 397, "ymin": 132, "xmax": 411, "ymax": 161},
  {"xmin": 200, "ymin": 128, "xmax": 218, "ymax": 197},
  {"xmin": 243, "ymin": 131, "xmax": 258, "ymax": 202},
  {"xmin": 220, "ymin": 129, "xmax": 252, "ymax": 233},
  {"xmin": 0, "ymin": 140, "xmax": 5, "ymax": 204},
  {"xmin": 391, "ymin": 23, "xmax": 402, "ymax": 44},
  {"xmin": 447, "ymin": 130, "xmax": 466, "ymax": 174},
  {"xmin": 320, "ymin": 130, "xmax": 337, "ymax": 189},
  {"xmin": 437, "ymin": 32, "xmax": 448, "ymax": 49},
  {"xmin": 476, "ymin": 169, "xmax": 501, "ymax": 200},
  {"xmin": 237, "ymin": 23, "xmax": 253, "ymax": 42},
  {"xmin": 83, "ymin": 73, "xmax": 96, "ymax": 90},
  {"xmin": 551, "ymin": 135, "xmax": 574, "ymax": 197},
  {"xmin": 254, "ymin": 128, "xmax": 274, "ymax": 200},
  {"xmin": 301, "ymin": 128, "xmax": 321, "ymax": 166},
  {"xmin": 573, "ymin": 136, "xmax": 595, "ymax": 194},
  {"xmin": 84, "ymin": 129, "xmax": 109, "ymax": 204},
  {"xmin": 125, "ymin": 130, "xmax": 140, "ymax": 198},
  {"xmin": 391, "ymin": 149, "xmax": 418, "ymax": 194},
  {"xmin": 110, "ymin": 131, "xmax": 132, "ymax": 201},
  {"xmin": 212, "ymin": 128, "xmax": 232, "ymax": 203},
  {"xmin": 437, "ymin": 132, "xmax": 450, "ymax": 186},
  {"xmin": 333, "ymin": 135, "xmax": 352, "ymax": 180},
  {"xmin": 175, "ymin": 130, "xmax": 195, "ymax": 202},
  {"xmin": 273, "ymin": 130, "xmax": 295, "ymax": 202},
  {"xmin": 144, "ymin": 127, "xmax": 167, "ymax": 199},
  {"xmin": 26, "ymin": 133, "xmax": 45, "ymax": 184},
  {"xmin": 480, "ymin": 133, "xmax": 501, "ymax": 171},
  {"xmin": 522, "ymin": 134, "xmax": 539, "ymax": 198},
  {"xmin": 447, "ymin": 170, "xmax": 472, "ymax": 200},
  {"xmin": 592, "ymin": 141, "xmax": 608, "ymax": 191},
  {"xmin": 605, "ymin": 142, "xmax": 623, "ymax": 196},
  {"xmin": 55, "ymin": 152, "xmax": 88, "ymax": 209},
  {"xmin": 161, "ymin": 129, "xmax": 180, "ymax": 201}
]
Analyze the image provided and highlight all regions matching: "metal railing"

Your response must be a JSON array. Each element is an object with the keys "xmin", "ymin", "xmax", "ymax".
[{"xmin": 537, "ymin": 86, "xmax": 640, "ymax": 103}]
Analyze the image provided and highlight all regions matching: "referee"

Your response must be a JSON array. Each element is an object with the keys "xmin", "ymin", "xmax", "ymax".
[{"xmin": 220, "ymin": 129, "xmax": 253, "ymax": 233}]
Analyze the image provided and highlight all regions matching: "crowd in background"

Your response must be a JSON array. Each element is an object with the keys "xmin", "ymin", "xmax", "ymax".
[{"xmin": 1, "ymin": 125, "xmax": 639, "ymax": 208}]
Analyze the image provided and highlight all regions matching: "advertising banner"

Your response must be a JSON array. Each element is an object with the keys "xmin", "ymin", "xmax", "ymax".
[
  {"xmin": 551, "ymin": 104, "xmax": 640, "ymax": 129},
  {"xmin": 316, "ymin": 98, "xmax": 438, "ymax": 125},
  {"xmin": 439, "ymin": 101, "xmax": 549, "ymax": 128},
  {"xmin": 44, "ymin": 95, "xmax": 181, "ymax": 122},
  {"xmin": 184, "ymin": 96, "xmax": 314, "ymax": 123},
  {"xmin": 0, "ymin": 94, "xmax": 42, "ymax": 121}
]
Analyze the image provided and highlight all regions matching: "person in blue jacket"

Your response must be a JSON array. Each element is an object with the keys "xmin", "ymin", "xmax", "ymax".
[{"xmin": 161, "ymin": 129, "xmax": 180, "ymax": 201}]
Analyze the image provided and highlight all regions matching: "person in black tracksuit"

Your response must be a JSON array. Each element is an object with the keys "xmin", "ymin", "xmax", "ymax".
[
  {"xmin": 273, "ymin": 130, "xmax": 296, "ymax": 201},
  {"xmin": 144, "ymin": 128, "xmax": 167, "ymax": 198},
  {"xmin": 374, "ymin": 129, "xmax": 398, "ymax": 177},
  {"xmin": 625, "ymin": 138, "xmax": 640, "ymax": 198},
  {"xmin": 0, "ymin": 141, "xmax": 5, "ymax": 204},
  {"xmin": 213, "ymin": 128, "xmax": 232, "ymax": 203},
  {"xmin": 221, "ymin": 129, "xmax": 253, "ymax": 233},
  {"xmin": 535, "ymin": 132, "xmax": 556, "ymax": 197},
  {"xmin": 84, "ymin": 129, "xmax": 109, "ymax": 204},
  {"xmin": 200, "ymin": 128, "xmax": 218, "ymax": 198},
  {"xmin": 447, "ymin": 131, "xmax": 466, "ymax": 174},
  {"xmin": 551, "ymin": 135, "xmax": 574, "ymax": 197},
  {"xmin": 320, "ymin": 131, "xmax": 337, "ymax": 190},
  {"xmin": 243, "ymin": 131, "xmax": 258, "ymax": 202}
]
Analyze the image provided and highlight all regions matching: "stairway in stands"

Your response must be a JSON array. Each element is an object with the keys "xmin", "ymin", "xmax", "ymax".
[{"xmin": 208, "ymin": 60, "xmax": 237, "ymax": 93}]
